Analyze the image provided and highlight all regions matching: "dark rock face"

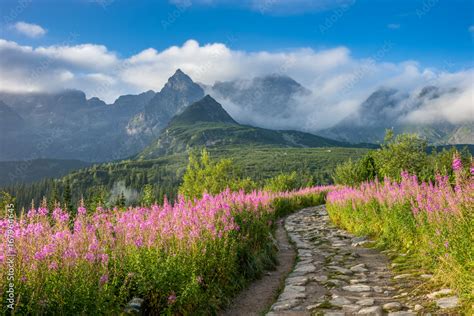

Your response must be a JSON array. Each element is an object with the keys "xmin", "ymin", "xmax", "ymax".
[{"xmin": 127, "ymin": 69, "xmax": 205, "ymax": 136}]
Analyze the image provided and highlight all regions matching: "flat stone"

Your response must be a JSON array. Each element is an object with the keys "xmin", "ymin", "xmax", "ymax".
[
  {"xmin": 357, "ymin": 306, "xmax": 383, "ymax": 316},
  {"xmin": 352, "ymin": 236, "xmax": 367, "ymax": 243},
  {"xmin": 314, "ymin": 275, "xmax": 328, "ymax": 282},
  {"xmin": 328, "ymin": 265, "xmax": 353, "ymax": 275},
  {"xmin": 327, "ymin": 279, "xmax": 347, "ymax": 286},
  {"xmin": 124, "ymin": 297, "xmax": 144, "ymax": 313},
  {"xmin": 343, "ymin": 304, "xmax": 362, "ymax": 313},
  {"xmin": 413, "ymin": 304, "xmax": 423, "ymax": 312},
  {"xmin": 393, "ymin": 274, "xmax": 411, "ymax": 279},
  {"xmin": 436, "ymin": 296, "xmax": 458, "ymax": 309},
  {"xmin": 279, "ymin": 290, "xmax": 306, "ymax": 301},
  {"xmin": 306, "ymin": 304, "xmax": 320, "ymax": 311},
  {"xmin": 351, "ymin": 263, "xmax": 368, "ymax": 272},
  {"xmin": 286, "ymin": 276, "xmax": 309, "ymax": 286},
  {"xmin": 356, "ymin": 298, "xmax": 375, "ymax": 306},
  {"xmin": 286, "ymin": 285, "xmax": 305, "ymax": 293},
  {"xmin": 420, "ymin": 274, "xmax": 433, "ymax": 279},
  {"xmin": 426, "ymin": 288, "xmax": 453, "ymax": 299},
  {"xmin": 294, "ymin": 264, "xmax": 316, "ymax": 274},
  {"xmin": 383, "ymin": 302, "xmax": 402, "ymax": 311},
  {"xmin": 352, "ymin": 240, "xmax": 370, "ymax": 247},
  {"xmin": 387, "ymin": 312, "xmax": 416, "ymax": 316},
  {"xmin": 330, "ymin": 296, "xmax": 352, "ymax": 307},
  {"xmin": 373, "ymin": 286, "xmax": 383, "ymax": 293},
  {"xmin": 343, "ymin": 284, "xmax": 372, "ymax": 292},
  {"xmin": 350, "ymin": 278, "xmax": 368, "ymax": 284},
  {"xmin": 324, "ymin": 312, "xmax": 345, "ymax": 316},
  {"xmin": 272, "ymin": 300, "xmax": 300, "ymax": 311}
]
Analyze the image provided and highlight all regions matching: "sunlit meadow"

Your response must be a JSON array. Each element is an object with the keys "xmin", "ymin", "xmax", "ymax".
[
  {"xmin": 0, "ymin": 187, "xmax": 328, "ymax": 314},
  {"xmin": 326, "ymin": 157, "xmax": 474, "ymax": 308}
]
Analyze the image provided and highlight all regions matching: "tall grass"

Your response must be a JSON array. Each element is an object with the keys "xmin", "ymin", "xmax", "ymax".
[
  {"xmin": 326, "ymin": 158, "xmax": 473, "ymax": 310},
  {"xmin": 0, "ymin": 187, "xmax": 328, "ymax": 314}
]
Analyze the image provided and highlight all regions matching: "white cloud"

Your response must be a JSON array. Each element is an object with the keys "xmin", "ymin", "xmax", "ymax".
[
  {"xmin": 11, "ymin": 22, "xmax": 47, "ymax": 38},
  {"xmin": 0, "ymin": 38, "xmax": 472, "ymax": 131}
]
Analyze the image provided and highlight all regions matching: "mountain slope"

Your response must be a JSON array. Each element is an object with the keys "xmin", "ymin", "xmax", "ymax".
[
  {"xmin": 138, "ymin": 95, "xmax": 356, "ymax": 159},
  {"xmin": 127, "ymin": 69, "xmax": 205, "ymax": 136},
  {"xmin": 210, "ymin": 74, "xmax": 311, "ymax": 129},
  {"xmin": 319, "ymin": 86, "xmax": 474, "ymax": 144},
  {"xmin": 0, "ymin": 159, "xmax": 90, "ymax": 186}
]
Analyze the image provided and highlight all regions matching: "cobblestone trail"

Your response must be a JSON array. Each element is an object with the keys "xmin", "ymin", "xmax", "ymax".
[{"xmin": 268, "ymin": 206, "xmax": 416, "ymax": 316}]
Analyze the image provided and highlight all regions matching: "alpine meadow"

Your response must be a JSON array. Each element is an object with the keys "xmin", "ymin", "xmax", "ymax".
[{"xmin": 0, "ymin": 1, "xmax": 473, "ymax": 315}]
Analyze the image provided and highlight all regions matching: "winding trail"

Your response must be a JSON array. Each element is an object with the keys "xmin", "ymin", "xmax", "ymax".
[
  {"xmin": 268, "ymin": 206, "xmax": 415, "ymax": 316},
  {"xmin": 220, "ymin": 219, "xmax": 297, "ymax": 316}
]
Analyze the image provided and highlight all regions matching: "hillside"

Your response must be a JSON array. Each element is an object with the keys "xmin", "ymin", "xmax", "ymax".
[
  {"xmin": 0, "ymin": 159, "xmax": 90, "ymax": 186},
  {"xmin": 138, "ymin": 95, "xmax": 361, "ymax": 159}
]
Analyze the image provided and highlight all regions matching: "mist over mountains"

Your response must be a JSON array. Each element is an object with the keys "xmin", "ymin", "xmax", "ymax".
[{"xmin": 0, "ymin": 69, "xmax": 472, "ymax": 162}]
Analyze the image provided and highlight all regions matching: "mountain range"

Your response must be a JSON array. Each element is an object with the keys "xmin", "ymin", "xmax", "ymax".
[
  {"xmin": 137, "ymin": 95, "xmax": 354, "ymax": 159},
  {"xmin": 0, "ymin": 69, "xmax": 472, "ymax": 163}
]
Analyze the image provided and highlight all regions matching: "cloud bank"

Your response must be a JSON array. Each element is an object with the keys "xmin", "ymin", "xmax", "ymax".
[{"xmin": 0, "ymin": 38, "xmax": 472, "ymax": 131}]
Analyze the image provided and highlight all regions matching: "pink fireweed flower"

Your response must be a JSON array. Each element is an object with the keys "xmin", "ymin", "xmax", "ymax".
[
  {"xmin": 99, "ymin": 274, "xmax": 109, "ymax": 286},
  {"xmin": 452, "ymin": 154, "xmax": 462, "ymax": 171},
  {"xmin": 77, "ymin": 205, "xmax": 87, "ymax": 216},
  {"xmin": 168, "ymin": 292, "xmax": 177, "ymax": 304},
  {"xmin": 49, "ymin": 262, "xmax": 59, "ymax": 270}
]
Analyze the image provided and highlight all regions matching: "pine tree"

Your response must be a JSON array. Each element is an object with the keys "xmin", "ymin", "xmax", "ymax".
[{"xmin": 63, "ymin": 180, "xmax": 73, "ymax": 212}]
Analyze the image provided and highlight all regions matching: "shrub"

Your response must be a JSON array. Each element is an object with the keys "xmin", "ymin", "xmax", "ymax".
[{"xmin": 179, "ymin": 149, "xmax": 256, "ymax": 199}]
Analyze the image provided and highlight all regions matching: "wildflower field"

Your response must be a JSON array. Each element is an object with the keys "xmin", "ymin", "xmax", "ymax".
[
  {"xmin": 0, "ymin": 187, "xmax": 327, "ymax": 314},
  {"xmin": 326, "ymin": 160, "xmax": 474, "ymax": 309}
]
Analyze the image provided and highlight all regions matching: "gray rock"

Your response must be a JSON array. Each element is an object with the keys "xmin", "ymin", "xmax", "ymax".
[
  {"xmin": 286, "ymin": 276, "xmax": 309, "ymax": 286},
  {"xmin": 436, "ymin": 296, "xmax": 458, "ymax": 309},
  {"xmin": 357, "ymin": 306, "xmax": 383, "ymax": 316},
  {"xmin": 414, "ymin": 304, "xmax": 423, "ymax": 311},
  {"xmin": 373, "ymin": 286, "xmax": 383, "ymax": 293},
  {"xmin": 330, "ymin": 296, "xmax": 352, "ymax": 307},
  {"xmin": 351, "ymin": 263, "xmax": 369, "ymax": 272},
  {"xmin": 356, "ymin": 298, "xmax": 375, "ymax": 306},
  {"xmin": 387, "ymin": 312, "xmax": 416, "ymax": 316},
  {"xmin": 327, "ymin": 279, "xmax": 347, "ymax": 286},
  {"xmin": 294, "ymin": 264, "xmax": 316, "ymax": 274},
  {"xmin": 314, "ymin": 275, "xmax": 328, "ymax": 282},
  {"xmin": 328, "ymin": 265, "xmax": 353, "ymax": 275},
  {"xmin": 272, "ymin": 299, "xmax": 300, "ymax": 311},
  {"xmin": 124, "ymin": 297, "xmax": 144, "ymax": 313},
  {"xmin": 426, "ymin": 288, "xmax": 453, "ymax": 299},
  {"xmin": 342, "ymin": 284, "xmax": 372, "ymax": 292},
  {"xmin": 324, "ymin": 312, "xmax": 346, "ymax": 316},
  {"xmin": 350, "ymin": 278, "xmax": 368, "ymax": 284},
  {"xmin": 383, "ymin": 302, "xmax": 402, "ymax": 311},
  {"xmin": 393, "ymin": 274, "xmax": 411, "ymax": 279},
  {"xmin": 343, "ymin": 304, "xmax": 362, "ymax": 313}
]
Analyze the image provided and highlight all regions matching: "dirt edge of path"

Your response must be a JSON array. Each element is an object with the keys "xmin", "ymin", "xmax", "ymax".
[{"xmin": 219, "ymin": 219, "xmax": 297, "ymax": 316}]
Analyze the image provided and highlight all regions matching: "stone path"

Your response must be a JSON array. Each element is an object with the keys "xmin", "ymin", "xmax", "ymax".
[{"xmin": 268, "ymin": 206, "xmax": 416, "ymax": 316}]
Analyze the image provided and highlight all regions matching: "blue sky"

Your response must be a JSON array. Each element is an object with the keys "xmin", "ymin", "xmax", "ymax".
[
  {"xmin": 1, "ymin": 0, "xmax": 473, "ymax": 68},
  {"xmin": 0, "ymin": 0, "xmax": 472, "ymax": 130}
]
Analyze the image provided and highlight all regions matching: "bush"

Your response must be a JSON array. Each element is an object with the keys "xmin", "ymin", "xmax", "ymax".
[
  {"xmin": 179, "ymin": 149, "xmax": 257, "ymax": 199},
  {"xmin": 264, "ymin": 171, "xmax": 299, "ymax": 192}
]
